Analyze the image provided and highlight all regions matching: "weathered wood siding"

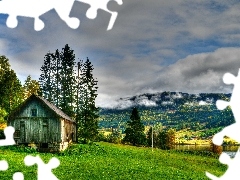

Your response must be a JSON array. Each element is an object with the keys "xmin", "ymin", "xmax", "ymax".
[
  {"xmin": 61, "ymin": 119, "xmax": 76, "ymax": 143},
  {"xmin": 8, "ymin": 100, "xmax": 61, "ymax": 144}
]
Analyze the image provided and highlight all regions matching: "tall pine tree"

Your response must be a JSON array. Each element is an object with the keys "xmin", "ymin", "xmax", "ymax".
[
  {"xmin": 52, "ymin": 49, "xmax": 61, "ymax": 107},
  {"xmin": 76, "ymin": 58, "xmax": 99, "ymax": 143},
  {"xmin": 123, "ymin": 107, "xmax": 146, "ymax": 146},
  {"xmin": 59, "ymin": 44, "xmax": 76, "ymax": 118},
  {"xmin": 39, "ymin": 52, "xmax": 55, "ymax": 102}
]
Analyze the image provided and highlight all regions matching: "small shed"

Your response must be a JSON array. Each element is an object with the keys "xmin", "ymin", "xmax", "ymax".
[{"xmin": 7, "ymin": 94, "xmax": 76, "ymax": 151}]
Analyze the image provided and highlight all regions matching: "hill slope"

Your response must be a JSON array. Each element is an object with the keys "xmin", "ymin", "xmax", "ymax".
[{"xmin": 99, "ymin": 91, "xmax": 234, "ymax": 135}]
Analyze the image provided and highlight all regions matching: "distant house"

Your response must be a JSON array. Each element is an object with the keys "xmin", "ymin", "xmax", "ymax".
[{"xmin": 7, "ymin": 94, "xmax": 76, "ymax": 152}]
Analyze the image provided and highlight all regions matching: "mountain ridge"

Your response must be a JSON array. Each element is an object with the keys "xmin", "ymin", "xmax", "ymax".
[{"xmin": 101, "ymin": 91, "xmax": 231, "ymax": 110}]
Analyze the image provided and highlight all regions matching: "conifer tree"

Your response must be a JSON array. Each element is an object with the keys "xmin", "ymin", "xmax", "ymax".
[
  {"xmin": 39, "ymin": 52, "xmax": 55, "ymax": 102},
  {"xmin": 123, "ymin": 107, "xmax": 146, "ymax": 146},
  {"xmin": 59, "ymin": 44, "xmax": 76, "ymax": 117},
  {"xmin": 77, "ymin": 58, "xmax": 99, "ymax": 143},
  {"xmin": 52, "ymin": 49, "xmax": 61, "ymax": 107}
]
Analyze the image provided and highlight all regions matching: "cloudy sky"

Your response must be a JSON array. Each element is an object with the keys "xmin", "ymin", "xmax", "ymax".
[{"xmin": 1, "ymin": 0, "xmax": 240, "ymax": 107}]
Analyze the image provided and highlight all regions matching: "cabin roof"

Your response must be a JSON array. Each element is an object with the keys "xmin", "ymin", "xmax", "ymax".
[{"xmin": 8, "ymin": 94, "xmax": 75, "ymax": 123}]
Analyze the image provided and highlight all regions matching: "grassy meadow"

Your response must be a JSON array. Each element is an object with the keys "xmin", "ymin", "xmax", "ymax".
[{"xmin": 0, "ymin": 142, "xmax": 227, "ymax": 180}]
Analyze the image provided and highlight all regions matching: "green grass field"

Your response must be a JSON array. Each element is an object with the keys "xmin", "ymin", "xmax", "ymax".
[{"xmin": 0, "ymin": 142, "xmax": 226, "ymax": 179}]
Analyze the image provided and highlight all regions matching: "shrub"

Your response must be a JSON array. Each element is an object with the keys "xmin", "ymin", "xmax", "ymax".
[
  {"xmin": 156, "ymin": 128, "xmax": 176, "ymax": 150},
  {"xmin": 95, "ymin": 132, "xmax": 107, "ymax": 142},
  {"xmin": 210, "ymin": 139, "xmax": 223, "ymax": 155},
  {"xmin": 0, "ymin": 145, "xmax": 37, "ymax": 153},
  {"xmin": 106, "ymin": 131, "xmax": 122, "ymax": 144}
]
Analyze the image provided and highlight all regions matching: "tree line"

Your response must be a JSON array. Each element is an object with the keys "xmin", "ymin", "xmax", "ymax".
[{"xmin": 101, "ymin": 107, "xmax": 176, "ymax": 150}]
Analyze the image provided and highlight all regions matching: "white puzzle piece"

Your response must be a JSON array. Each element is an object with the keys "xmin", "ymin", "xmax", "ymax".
[
  {"xmin": 76, "ymin": 0, "xmax": 123, "ymax": 30},
  {"xmin": 0, "ymin": 0, "xmax": 123, "ymax": 31},
  {"xmin": 25, "ymin": 155, "xmax": 60, "ymax": 180},
  {"xmin": 0, "ymin": 126, "xmax": 15, "ymax": 146},
  {"xmin": 206, "ymin": 69, "xmax": 240, "ymax": 179}
]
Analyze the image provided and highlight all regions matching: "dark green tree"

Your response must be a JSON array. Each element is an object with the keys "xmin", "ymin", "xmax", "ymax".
[
  {"xmin": 59, "ymin": 44, "xmax": 76, "ymax": 117},
  {"xmin": 39, "ymin": 52, "xmax": 55, "ymax": 102},
  {"xmin": 52, "ymin": 49, "xmax": 61, "ymax": 107},
  {"xmin": 157, "ymin": 128, "xmax": 176, "ymax": 150},
  {"xmin": 76, "ymin": 58, "xmax": 99, "ymax": 143},
  {"xmin": 157, "ymin": 130, "xmax": 168, "ymax": 149},
  {"xmin": 123, "ymin": 107, "xmax": 146, "ymax": 146}
]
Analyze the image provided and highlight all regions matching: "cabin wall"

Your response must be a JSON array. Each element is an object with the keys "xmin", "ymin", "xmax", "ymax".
[
  {"xmin": 61, "ymin": 118, "xmax": 76, "ymax": 143},
  {"xmin": 8, "ymin": 100, "xmax": 61, "ymax": 144}
]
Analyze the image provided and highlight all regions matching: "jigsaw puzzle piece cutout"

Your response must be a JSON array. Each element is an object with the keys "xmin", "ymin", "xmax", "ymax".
[
  {"xmin": 12, "ymin": 172, "xmax": 24, "ymax": 180},
  {"xmin": 216, "ymin": 100, "xmax": 229, "ymax": 111},
  {"xmin": 24, "ymin": 155, "xmax": 60, "ymax": 180},
  {"xmin": 52, "ymin": 0, "xmax": 80, "ymax": 29},
  {"xmin": 107, "ymin": 0, "xmax": 123, "ymax": 11},
  {"xmin": 218, "ymin": 70, "xmax": 240, "ymax": 122},
  {"xmin": 0, "ymin": 0, "xmax": 79, "ymax": 31},
  {"xmin": 212, "ymin": 69, "xmax": 240, "ymax": 146},
  {"xmin": 0, "ymin": 160, "xmax": 8, "ymax": 171},
  {"xmin": 206, "ymin": 69, "xmax": 240, "ymax": 179},
  {"xmin": 0, "ymin": 126, "xmax": 15, "ymax": 146},
  {"xmin": 212, "ymin": 123, "xmax": 240, "ymax": 146},
  {"xmin": 222, "ymin": 72, "xmax": 236, "ymax": 85},
  {"xmin": 206, "ymin": 151, "xmax": 240, "ymax": 179},
  {"xmin": 76, "ymin": 0, "xmax": 123, "ymax": 30}
]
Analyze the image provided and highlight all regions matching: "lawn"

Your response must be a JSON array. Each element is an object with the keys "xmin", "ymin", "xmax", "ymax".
[{"xmin": 0, "ymin": 142, "xmax": 226, "ymax": 179}]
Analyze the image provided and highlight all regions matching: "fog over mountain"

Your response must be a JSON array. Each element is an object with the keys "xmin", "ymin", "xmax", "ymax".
[{"xmin": 101, "ymin": 91, "xmax": 230, "ymax": 110}]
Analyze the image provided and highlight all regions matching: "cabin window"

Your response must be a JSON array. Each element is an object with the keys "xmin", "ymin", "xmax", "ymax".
[{"xmin": 31, "ymin": 109, "xmax": 37, "ymax": 116}]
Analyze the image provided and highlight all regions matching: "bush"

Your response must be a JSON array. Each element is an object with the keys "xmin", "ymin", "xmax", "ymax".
[
  {"xmin": 0, "ymin": 145, "xmax": 37, "ymax": 153},
  {"xmin": 106, "ymin": 131, "xmax": 122, "ymax": 144},
  {"xmin": 95, "ymin": 132, "xmax": 107, "ymax": 142},
  {"xmin": 210, "ymin": 139, "xmax": 223, "ymax": 155},
  {"xmin": 156, "ymin": 128, "xmax": 176, "ymax": 150},
  {"xmin": 58, "ymin": 143, "xmax": 106, "ymax": 156}
]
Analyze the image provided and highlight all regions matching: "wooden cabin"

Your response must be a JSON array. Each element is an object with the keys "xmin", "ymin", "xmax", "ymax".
[{"xmin": 7, "ymin": 94, "xmax": 76, "ymax": 152}]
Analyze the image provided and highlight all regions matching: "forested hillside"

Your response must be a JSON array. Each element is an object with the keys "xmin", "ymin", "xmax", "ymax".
[{"xmin": 99, "ymin": 92, "xmax": 234, "ymax": 138}]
